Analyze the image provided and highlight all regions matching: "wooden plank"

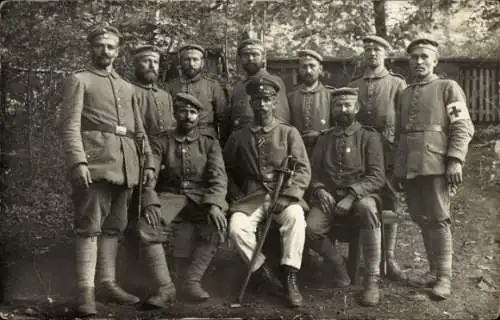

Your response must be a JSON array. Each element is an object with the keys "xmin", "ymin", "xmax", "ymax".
[
  {"xmin": 485, "ymin": 68, "xmax": 491, "ymax": 122},
  {"xmin": 473, "ymin": 68, "xmax": 480, "ymax": 122},
  {"xmin": 465, "ymin": 69, "xmax": 474, "ymax": 121},
  {"xmin": 482, "ymin": 68, "xmax": 488, "ymax": 122},
  {"xmin": 496, "ymin": 68, "xmax": 500, "ymax": 122}
]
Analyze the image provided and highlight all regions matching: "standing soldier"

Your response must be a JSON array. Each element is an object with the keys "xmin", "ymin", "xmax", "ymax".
[
  {"xmin": 132, "ymin": 44, "xmax": 176, "ymax": 136},
  {"xmin": 225, "ymin": 39, "xmax": 290, "ymax": 141},
  {"xmin": 60, "ymin": 24, "xmax": 156, "ymax": 316},
  {"xmin": 225, "ymin": 74, "xmax": 311, "ymax": 308},
  {"xmin": 348, "ymin": 35, "xmax": 407, "ymax": 281},
  {"xmin": 288, "ymin": 50, "xmax": 333, "ymax": 156},
  {"xmin": 150, "ymin": 93, "xmax": 228, "ymax": 302},
  {"xmin": 167, "ymin": 44, "xmax": 227, "ymax": 141},
  {"xmin": 306, "ymin": 88, "xmax": 386, "ymax": 306},
  {"xmin": 130, "ymin": 44, "xmax": 177, "ymax": 309},
  {"xmin": 394, "ymin": 39, "xmax": 474, "ymax": 300}
]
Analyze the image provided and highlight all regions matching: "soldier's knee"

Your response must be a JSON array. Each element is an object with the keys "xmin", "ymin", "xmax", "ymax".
[
  {"xmin": 228, "ymin": 212, "xmax": 248, "ymax": 239},
  {"xmin": 305, "ymin": 207, "xmax": 329, "ymax": 240},
  {"xmin": 353, "ymin": 197, "xmax": 380, "ymax": 229},
  {"xmin": 280, "ymin": 204, "xmax": 305, "ymax": 227}
]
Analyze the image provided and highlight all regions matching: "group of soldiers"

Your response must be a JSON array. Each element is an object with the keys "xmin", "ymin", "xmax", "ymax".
[{"xmin": 60, "ymin": 23, "xmax": 474, "ymax": 317}]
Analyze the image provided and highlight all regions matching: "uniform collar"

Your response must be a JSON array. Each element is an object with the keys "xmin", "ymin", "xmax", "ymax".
[
  {"xmin": 132, "ymin": 81, "xmax": 159, "ymax": 92},
  {"xmin": 363, "ymin": 67, "xmax": 389, "ymax": 79},
  {"xmin": 174, "ymin": 128, "xmax": 200, "ymax": 142},
  {"xmin": 180, "ymin": 72, "xmax": 202, "ymax": 84},
  {"xmin": 409, "ymin": 74, "xmax": 439, "ymax": 86},
  {"xmin": 250, "ymin": 118, "xmax": 279, "ymax": 133},
  {"xmin": 87, "ymin": 67, "xmax": 119, "ymax": 79},
  {"xmin": 330, "ymin": 121, "xmax": 362, "ymax": 136},
  {"xmin": 298, "ymin": 81, "xmax": 324, "ymax": 93}
]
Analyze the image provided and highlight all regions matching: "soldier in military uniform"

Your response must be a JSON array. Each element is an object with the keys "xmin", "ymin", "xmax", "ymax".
[
  {"xmin": 394, "ymin": 39, "xmax": 474, "ymax": 300},
  {"xmin": 225, "ymin": 74, "xmax": 311, "ymax": 308},
  {"xmin": 60, "ymin": 24, "xmax": 156, "ymax": 316},
  {"xmin": 132, "ymin": 45, "xmax": 176, "ymax": 136},
  {"xmin": 288, "ymin": 50, "xmax": 334, "ymax": 156},
  {"xmin": 150, "ymin": 93, "xmax": 228, "ymax": 302},
  {"xmin": 307, "ymin": 87, "xmax": 386, "ymax": 306},
  {"xmin": 348, "ymin": 35, "xmax": 407, "ymax": 281},
  {"xmin": 129, "ymin": 44, "xmax": 177, "ymax": 309},
  {"xmin": 224, "ymin": 39, "xmax": 290, "ymax": 141},
  {"xmin": 167, "ymin": 44, "xmax": 227, "ymax": 141}
]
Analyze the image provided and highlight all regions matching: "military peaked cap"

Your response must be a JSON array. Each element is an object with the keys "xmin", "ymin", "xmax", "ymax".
[
  {"xmin": 238, "ymin": 38, "xmax": 265, "ymax": 54},
  {"xmin": 363, "ymin": 35, "xmax": 392, "ymax": 51},
  {"xmin": 406, "ymin": 38, "xmax": 439, "ymax": 54},
  {"xmin": 174, "ymin": 93, "xmax": 204, "ymax": 111},
  {"xmin": 298, "ymin": 49, "xmax": 323, "ymax": 63},
  {"xmin": 178, "ymin": 44, "xmax": 205, "ymax": 56},
  {"xmin": 246, "ymin": 74, "xmax": 281, "ymax": 97},
  {"xmin": 133, "ymin": 44, "xmax": 161, "ymax": 59},
  {"xmin": 87, "ymin": 22, "xmax": 121, "ymax": 43},
  {"xmin": 331, "ymin": 87, "xmax": 359, "ymax": 101}
]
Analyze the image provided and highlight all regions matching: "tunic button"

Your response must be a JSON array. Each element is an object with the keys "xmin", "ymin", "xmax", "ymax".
[{"xmin": 182, "ymin": 148, "xmax": 187, "ymax": 153}]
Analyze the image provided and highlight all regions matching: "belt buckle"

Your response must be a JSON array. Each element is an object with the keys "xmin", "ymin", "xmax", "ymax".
[{"xmin": 115, "ymin": 125, "xmax": 127, "ymax": 136}]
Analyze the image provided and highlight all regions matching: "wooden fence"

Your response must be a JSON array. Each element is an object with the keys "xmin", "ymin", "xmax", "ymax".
[{"xmin": 266, "ymin": 57, "xmax": 500, "ymax": 124}]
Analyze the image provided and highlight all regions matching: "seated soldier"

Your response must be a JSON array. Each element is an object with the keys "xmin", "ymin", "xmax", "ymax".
[
  {"xmin": 224, "ymin": 74, "xmax": 311, "ymax": 308},
  {"xmin": 306, "ymin": 87, "xmax": 386, "ymax": 306},
  {"xmin": 149, "ymin": 93, "xmax": 228, "ymax": 302}
]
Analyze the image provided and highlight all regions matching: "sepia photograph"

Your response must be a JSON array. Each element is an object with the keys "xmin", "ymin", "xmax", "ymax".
[{"xmin": 0, "ymin": 0, "xmax": 499, "ymax": 319}]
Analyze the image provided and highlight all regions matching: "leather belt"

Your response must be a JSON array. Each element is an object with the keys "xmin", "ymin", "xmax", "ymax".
[
  {"xmin": 81, "ymin": 122, "xmax": 136, "ymax": 138},
  {"xmin": 402, "ymin": 124, "xmax": 444, "ymax": 133}
]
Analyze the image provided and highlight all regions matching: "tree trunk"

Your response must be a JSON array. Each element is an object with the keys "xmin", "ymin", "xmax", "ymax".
[{"xmin": 373, "ymin": 0, "xmax": 387, "ymax": 38}]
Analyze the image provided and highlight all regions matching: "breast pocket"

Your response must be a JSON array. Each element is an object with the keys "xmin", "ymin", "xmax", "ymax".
[{"xmin": 343, "ymin": 142, "xmax": 363, "ymax": 172}]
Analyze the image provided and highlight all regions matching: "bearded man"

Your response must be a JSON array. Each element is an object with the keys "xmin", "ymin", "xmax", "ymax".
[
  {"xmin": 167, "ymin": 44, "xmax": 227, "ymax": 141},
  {"xmin": 224, "ymin": 39, "xmax": 290, "ymax": 141},
  {"xmin": 307, "ymin": 87, "xmax": 386, "ymax": 306},
  {"xmin": 288, "ymin": 50, "xmax": 334, "ymax": 156}
]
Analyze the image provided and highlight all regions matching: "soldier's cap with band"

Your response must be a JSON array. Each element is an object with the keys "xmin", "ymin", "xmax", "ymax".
[
  {"xmin": 238, "ymin": 38, "xmax": 265, "ymax": 54},
  {"xmin": 406, "ymin": 38, "xmax": 439, "ymax": 54},
  {"xmin": 363, "ymin": 35, "xmax": 392, "ymax": 51},
  {"xmin": 331, "ymin": 87, "xmax": 359, "ymax": 101},
  {"xmin": 298, "ymin": 49, "xmax": 323, "ymax": 63},
  {"xmin": 173, "ymin": 93, "xmax": 204, "ymax": 111},
  {"xmin": 133, "ymin": 44, "xmax": 161, "ymax": 59},
  {"xmin": 87, "ymin": 22, "xmax": 121, "ymax": 43},
  {"xmin": 246, "ymin": 74, "xmax": 281, "ymax": 97},
  {"xmin": 178, "ymin": 44, "xmax": 205, "ymax": 57}
]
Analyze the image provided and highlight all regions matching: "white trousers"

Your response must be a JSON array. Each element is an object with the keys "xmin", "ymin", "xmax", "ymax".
[{"xmin": 229, "ymin": 204, "xmax": 306, "ymax": 272}]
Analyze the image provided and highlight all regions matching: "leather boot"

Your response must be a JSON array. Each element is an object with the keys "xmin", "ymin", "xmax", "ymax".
[
  {"xmin": 283, "ymin": 266, "xmax": 303, "ymax": 308},
  {"xmin": 309, "ymin": 238, "xmax": 350, "ymax": 287},
  {"xmin": 408, "ymin": 227, "xmax": 437, "ymax": 288},
  {"xmin": 76, "ymin": 286, "xmax": 97, "ymax": 317},
  {"xmin": 180, "ymin": 242, "xmax": 217, "ymax": 301},
  {"xmin": 145, "ymin": 283, "xmax": 176, "ymax": 308},
  {"xmin": 360, "ymin": 276, "xmax": 380, "ymax": 306},
  {"xmin": 384, "ymin": 223, "xmax": 406, "ymax": 281},
  {"xmin": 143, "ymin": 243, "xmax": 176, "ymax": 308},
  {"xmin": 75, "ymin": 236, "xmax": 97, "ymax": 316},
  {"xmin": 431, "ymin": 277, "xmax": 451, "ymax": 300},
  {"xmin": 254, "ymin": 262, "xmax": 284, "ymax": 296},
  {"xmin": 97, "ymin": 235, "xmax": 139, "ymax": 305}
]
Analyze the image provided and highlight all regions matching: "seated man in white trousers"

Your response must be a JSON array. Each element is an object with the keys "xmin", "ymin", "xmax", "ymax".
[{"xmin": 224, "ymin": 73, "xmax": 311, "ymax": 308}]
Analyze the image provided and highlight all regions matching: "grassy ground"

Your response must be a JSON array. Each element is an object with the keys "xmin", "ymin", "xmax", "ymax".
[{"xmin": 0, "ymin": 144, "xmax": 498, "ymax": 319}]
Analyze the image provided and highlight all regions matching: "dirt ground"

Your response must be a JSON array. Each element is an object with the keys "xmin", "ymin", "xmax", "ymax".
[{"xmin": 0, "ymin": 145, "xmax": 499, "ymax": 320}]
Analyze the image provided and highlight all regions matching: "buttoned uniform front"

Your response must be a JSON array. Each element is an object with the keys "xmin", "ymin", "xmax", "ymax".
[
  {"xmin": 224, "ymin": 118, "xmax": 311, "ymax": 271},
  {"xmin": 61, "ymin": 67, "xmax": 154, "ymax": 236},
  {"xmin": 288, "ymin": 83, "xmax": 334, "ymax": 155},
  {"xmin": 307, "ymin": 121, "xmax": 386, "ymax": 232},
  {"xmin": 226, "ymin": 69, "xmax": 291, "ymax": 139},
  {"xmin": 151, "ymin": 128, "xmax": 228, "ymax": 214},
  {"xmin": 133, "ymin": 83, "xmax": 176, "ymax": 137},
  {"xmin": 349, "ymin": 68, "xmax": 406, "ymax": 170},
  {"xmin": 394, "ymin": 74, "xmax": 474, "ymax": 222},
  {"xmin": 167, "ymin": 74, "xmax": 227, "ymax": 140}
]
